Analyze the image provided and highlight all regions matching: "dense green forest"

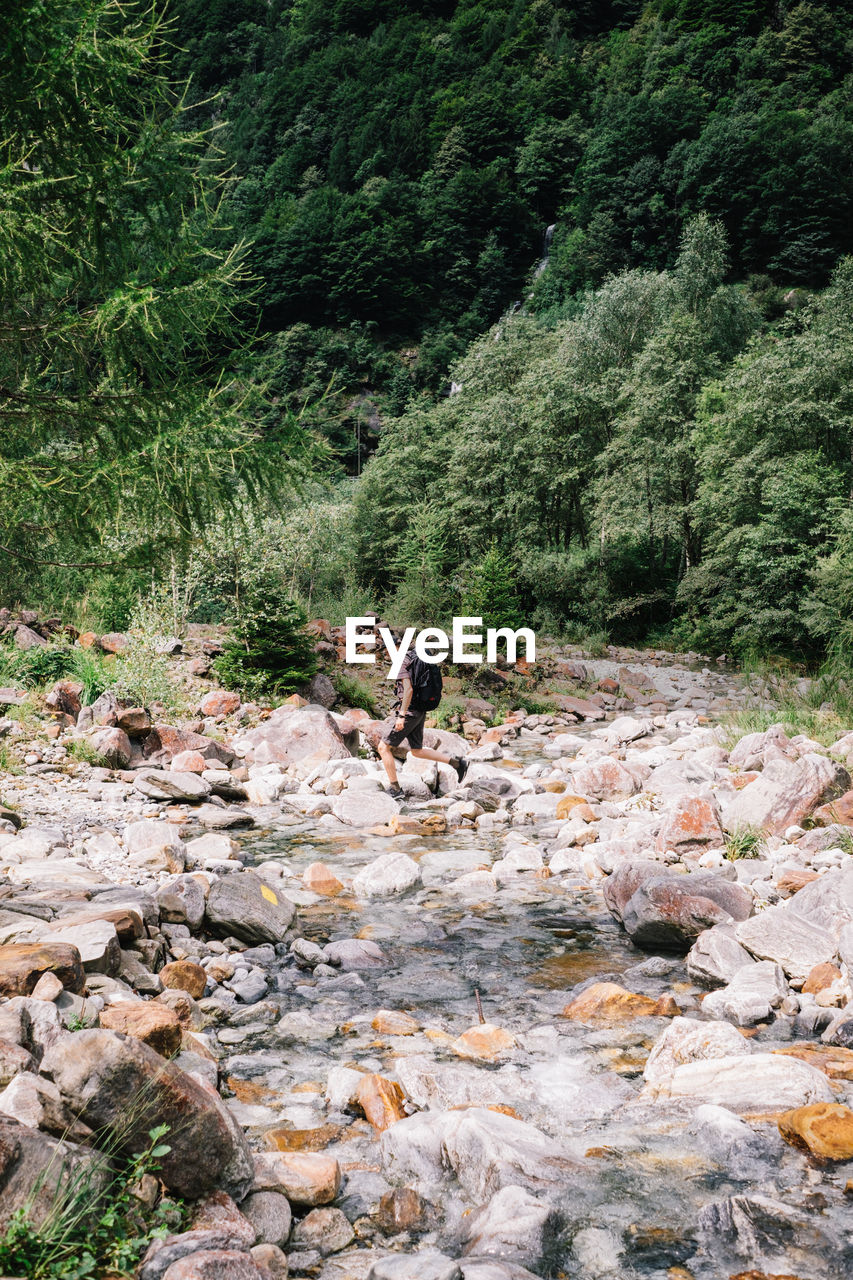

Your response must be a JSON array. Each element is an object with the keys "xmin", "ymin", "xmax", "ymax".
[{"xmin": 3, "ymin": 0, "xmax": 853, "ymax": 664}]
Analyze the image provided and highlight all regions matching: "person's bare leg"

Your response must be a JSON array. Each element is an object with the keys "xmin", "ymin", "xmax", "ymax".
[
  {"xmin": 377, "ymin": 740, "xmax": 401, "ymax": 785},
  {"xmin": 409, "ymin": 747, "xmax": 452, "ymax": 764}
]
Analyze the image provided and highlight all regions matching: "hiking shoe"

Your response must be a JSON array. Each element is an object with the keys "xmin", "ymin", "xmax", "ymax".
[
  {"xmin": 452, "ymin": 756, "xmax": 469, "ymax": 783},
  {"xmin": 388, "ymin": 784, "xmax": 404, "ymax": 800}
]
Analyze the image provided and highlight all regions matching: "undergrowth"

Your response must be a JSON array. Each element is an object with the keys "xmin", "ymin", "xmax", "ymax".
[
  {"xmin": 331, "ymin": 671, "xmax": 377, "ymax": 716},
  {"xmin": 724, "ymin": 824, "xmax": 766, "ymax": 861}
]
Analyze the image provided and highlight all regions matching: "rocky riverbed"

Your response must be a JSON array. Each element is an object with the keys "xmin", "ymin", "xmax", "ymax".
[{"xmin": 2, "ymin": 647, "xmax": 853, "ymax": 1279}]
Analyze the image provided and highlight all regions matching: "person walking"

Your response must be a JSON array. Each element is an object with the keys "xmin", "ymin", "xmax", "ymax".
[{"xmin": 377, "ymin": 648, "xmax": 468, "ymax": 800}]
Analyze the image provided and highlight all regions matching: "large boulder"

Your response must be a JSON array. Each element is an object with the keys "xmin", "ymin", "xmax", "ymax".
[
  {"xmin": 205, "ymin": 871, "xmax": 296, "ymax": 945},
  {"xmin": 642, "ymin": 1016, "xmax": 752, "ymax": 1087},
  {"xmin": 735, "ymin": 905, "xmax": 837, "ymax": 982},
  {"xmin": 41, "ymin": 1029, "xmax": 253, "ymax": 1200},
  {"xmin": 700, "ymin": 960, "xmax": 788, "ymax": 1027},
  {"xmin": 0, "ymin": 1117, "xmax": 109, "ymax": 1229},
  {"xmin": 332, "ymin": 790, "xmax": 399, "ymax": 828},
  {"xmin": 604, "ymin": 862, "xmax": 753, "ymax": 952},
  {"xmin": 134, "ymin": 771, "xmax": 212, "ymax": 803},
  {"xmin": 144, "ymin": 725, "xmax": 234, "ymax": 768},
  {"xmin": 571, "ymin": 758, "xmax": 638, "ymax": 801},
  {"xmin": 687, "ymin": 924, "xmax": 756, "ymax": 988},
  {"xmin": 0, "ymin": 942, "xmax": 86, "ymax": 997},
  {"xmin": 235, "ymin": 704, "xmax": 355, "ymax": 769},
  {"xmin": 722, "ymin": 753, "xmax": 850, "ymax": 837},
  {"xmin": 643, "ymin": 1051, "xmax": 834, "ymax": 1111},
  {"xmin": 352, "ymin": 852, "xmax": 421, "ymax": 898}
]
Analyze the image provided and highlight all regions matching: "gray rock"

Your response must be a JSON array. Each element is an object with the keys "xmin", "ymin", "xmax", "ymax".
[
  {"xmin": 697, "ymin": 1194, "xmax": 808, "ymax": 1270},
  {"xmin": 46, "ymin": 920, "xmax": 120, "ymax": 975},
  {"xmin": 687, "ymin": 924, "xmax": 755, "ymax": 988},
  {"xmin": 735, "ymin": 906, "xmax": 837, "ymax": 982},
  {"xmin": 205, "ymin": 871, "xmax": 296, "ymax": 945},
  {"xmin": 323, "ymin": 938, "xmax": 385, "ymax": 969},
  {"xmin": 352, "ymin": 851, "xmax": 421, "ymax": 898},
  {"xmin": 722, "ymin": 753, "xmax": 850, "ymax": 837},
  {"xmin": 158, "ymin": 875, "xmax": 206, "ymax": 929},
  {"xmin": 139, "ymin": 1224, "xmax": 256, "ymax": 1280},
  {"xmin": 133, "ymin": 770, "xmax": 212, "ymax": 802},
  {"xmin": 460, "ymin": 1185, "xmax": 561, "ymax": 1268},
  {"xmin": 41, "ymin": 1028, "xmax": 253, "ymax": 1200},
  {"xmin": 332, "ymin": 789, "xmax": 399, "ymax": 828},
  {"xmin": 701, "ymin": 960, "xmax": 788, "ymax": 1026},
  {"xmin": 605, "ymin": 862, "xmax": 752, "ymax": 952},
  {"xmin": 236, "ymin": 703, "xmax": 355, "ymax": 769},
  {"xmin": 643, "ymin": 1051, "xmax": 833, "ymax": 1111},
  {"xmin": 241, "ymin": 1190, "xmax": 292, "ymax": 1247},
  {"xmin": 368, "ymin": 1254, "xmax": 463, "ymax": 1280},
  {"xmin": 292, "ymin": 1206, "xmax": 355, "ymax": 1255}
]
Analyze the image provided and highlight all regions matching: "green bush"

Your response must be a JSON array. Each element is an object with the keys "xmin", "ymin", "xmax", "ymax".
[
  {"xmin": 332, "ymin": 672, "xmax": 377, "ymax": 716},
  {"xmin": 462, "ymin": 542, "xmax": 523, "ymax": 633},
  {"xmin": 724, "ymin": 825, "xmax": 766, "ymax": 861},
  {"xmin": 0, "ymin": 1123, "xmax": 183, "ymax": 1279},
  {"xmin": 215, "ymin": 574, "xmax": 317, "ymax": 699}
]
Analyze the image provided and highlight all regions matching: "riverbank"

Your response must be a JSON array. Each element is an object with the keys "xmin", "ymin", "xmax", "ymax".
[{"xmin": 2, "ymin": 636, "xmax": 853, "ymax": 1279}]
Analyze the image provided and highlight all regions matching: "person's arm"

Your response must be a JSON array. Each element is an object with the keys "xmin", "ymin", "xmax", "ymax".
[{"xmin": 396, "ymin": 677, "xmax": 413, "ymax": 727}]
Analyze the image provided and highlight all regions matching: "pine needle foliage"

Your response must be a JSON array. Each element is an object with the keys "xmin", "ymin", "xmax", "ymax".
[{"xmin": 0, "ymin": 0, "xmax": 312, "ymax": 585}]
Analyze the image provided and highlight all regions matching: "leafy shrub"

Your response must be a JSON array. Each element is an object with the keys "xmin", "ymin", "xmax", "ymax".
[
  {"xmin": 332, "ymin": 672, "xmax": 377, "ymax": 716},
  {"xmin": 0, "ymin": 1123, "xmax": 183, "ymax": 1279},
  {"xmin": 215, "ymin": 574, "xmax": 317, "ymax": 699}
]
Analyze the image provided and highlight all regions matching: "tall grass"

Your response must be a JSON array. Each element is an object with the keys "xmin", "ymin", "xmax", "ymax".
[{"xmin": 722, "ymin": 651, "xmax": 853, "ymax": 749}]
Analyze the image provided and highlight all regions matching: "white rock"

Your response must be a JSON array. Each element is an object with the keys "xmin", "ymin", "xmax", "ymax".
[
  {"xmin": 701, "ymin": 961, "xmax": 788, "ymax": 1027},
  {"xmin": 352, "ymin": 852, "xmax": 421, "ymax": 898},
  {"xmin": 644, "ymin": 1052, "xmax": 834, "ymax": 1110},
  {"xmin": 643, "ymin": 1016, "xmax": 752, "ymax": 1086},
  {"xmin": 332, "ymin": 790, "xmax": 399, "ymax": 828}
]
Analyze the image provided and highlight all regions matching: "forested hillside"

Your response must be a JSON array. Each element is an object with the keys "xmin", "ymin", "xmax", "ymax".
[{"xmin": 3, "ymin": 0, "xmax": 853, "ymax": 666}]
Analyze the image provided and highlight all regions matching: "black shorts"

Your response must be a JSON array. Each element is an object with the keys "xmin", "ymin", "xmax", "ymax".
[{"xmin": 382, "ymin": 709, "xmax": 426, "ymax": 750}]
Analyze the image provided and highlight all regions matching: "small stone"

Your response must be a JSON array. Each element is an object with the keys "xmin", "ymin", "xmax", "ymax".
[
  {"xmin": 303, "ymin": 862, "xmax": 344, "ymax": 896},
  {"xmin": 779, "ymin": 1102, "xmax": 853, "ymax": 1161},
  {"xmin": 160, "ymin": 960, "xmax": 207, "ymax": 1000},
  {"xmin": 99, "ymin": 1002, "xmax": 182, "ymax": 1057},
  {"xmin": 451, "ymin": 1023, "xmax": 517, "ymax": 1062},
  {"xmin": 250, "ymin": 1243, "xmax": 288, "ymax": 1279},
  {"xmin": 803, "ymin": 962, "xmax": 842, "ymax": 996},
  {"xmin": 562, "ymin": 982, "xmax": 679, "ymax": 1024},
  {"xmin": 241, "ymin": 1190, "xmax": 292, "ymax": 1246},
  {"xmin": 291, "ymin": 1207, "xmax": 354, "ymax": 1256},
  {"xmin": 30, "ymin": 972, "xmax": 64, "ymax": 1002},
  {"xmin": 252, "ymin": 1152, "xmax": 341, "ymax": 1206},
  {"xmin": 200, "ymin": 691, "xmax": 241, "ymax": 718},
  {"xmin": 371, "ymin": 1010, "xmax": 419, "ymax": 1036},
  {"xmin": 355, "ymin": 1073, "xmax": 407, "ymax": 1131},
  {"xmin": 375, "ymin": 1187, "xmax": 430, "ymax": 1236}
]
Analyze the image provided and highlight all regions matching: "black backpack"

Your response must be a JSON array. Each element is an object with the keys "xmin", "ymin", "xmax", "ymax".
[{"xmin": 409, "ymin": 655, "xmax": 443, "ymax": 711}]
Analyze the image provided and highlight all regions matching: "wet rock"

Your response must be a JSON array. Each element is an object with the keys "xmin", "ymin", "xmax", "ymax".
[
  {"xmin": 697, "ymin": 1194, "xmax": 808, "ymax": 1271},
  {"xmin": 722, "ymin": 753, "xmax": 850, "ymax": 837},
  {"xmin": 135, "ymin": 769, "xmax": 212, "ymax": 802},
  {"xmin": 372, "ymin": 1010, "xmax": 420, "ymax": 1037},
  {"xmin": 0, "ymin": 942, "xmax": 85, "ymax": 996},
  {"xmin": 655, "ymin": 795, "xmax": 723, "ymax": 856},
  {"xmin": 701, "ymin": 961, "xmax": 788, "ymax": 1027},
  {"xmin": 205, "ymin": 871, "xmax": 296, "ymax": 945},
  {"xmin": 367, "ymin": 1254, "xmax": 462, "ymax": 1280},
  {"xmin": 292, "ymin": 1206, "xmax": 355, "ymax": 1255},
  {"xmin": 376, "ymin": 1186, "xmax": 430, "ymax": 1235},
  {"xmin": 778, "ymin": 1101, "xmax": 853, "ymax": 1160},
  {"xmin": 642, "ymin": 1017, "xmax": 752, "ymax": 1086},
  {"xmin": 443, "ymin": 1108, "xmax": 577, "ymax": 1201},
  {"xmin": 41, "ymin": 1029, "xmax": 253, "ymax": 1200},
  {"xmin": 644, "ymin": 1051, "xmax": 834, "ymax": 1110},
  {"xmin": 323, "ymin": 938, "xmax": 384, "ymax": 970},
  {"xmin": 252, "ymin": 1151, "xmax": 341, "ymax": 1206},
  {"xmin": 99, "ymin": 1002, "xmax": 183, "ymax": 1056},
  {"xmin": 562, "ymin": 982, "xmax": 678, "ymax": 1024},
  {"xmin": 356, "ymin": 1073, "xmax": 408, "ymax": 1131},
  {"xmin": 692, "ymin": 1103, "xmax": 771, "ymax": 1164},
  {"xmin": 353, "ymin": 851, "xmax": 421, "ymax": 898},
  {"xmin": 460, "ymin": 1185, "xmax": 561, "ymax": 1268},
  {"xmin": 686, "ymin": 924, "xmax": 755, "ymax": 988},
  {"xmin": 303, "ymin": 862, "xmax": 345, "ymax": 895},
  {"xmin": 161, "ymin": 960, "xmax": 207, "ymax": 999},
  {"xmin": 735, "ymin": 907, "xmax": 836, "ymax": 982},
  {"xmin": 241, "ymin": 1190, "xmax": 292, "ymax": 1246},
  {"xmin": 451, "ymin": 1024, "xmax": 518, "ymax": 1061}
]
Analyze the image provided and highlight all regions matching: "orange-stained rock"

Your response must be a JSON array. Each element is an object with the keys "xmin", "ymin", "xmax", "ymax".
[
  {"xmin": 774, "ymin": 1043, "xmax": 853, "ymax": 1081},
  {"xmin": 0, "ymin": 942, "xmax": 85, "ymax": 997},
  {"xmin": 170, "ymin": 750, "xmax": 208, "ymax": 774},
  {"xmin": 159, "ymin": 959, "xmax": 207, "ymax": 999},
  {"xmin": 731, "ymin": 772, "xmax": 760, "ymax": 790},
  {"xmin": 776, "ymin": 867, "xmax": 821, "ymax": 896},
  {"xmin": 99, "ymin": 631, "xmax": 128, "ymax": 654},
  {"xmin": 116, "ymin": 706, "xmax": 151, "ymax": 737},
  {"xmin": 78, "ymin": 630, "xmax": 98, "ymax": 649},
  {"xmin": 803, "ymin": 962, "xmax": 842, "ymax": 996},
  {"xmin": 355, "ymin": 1073, "xmax": 407, "ymax": 1132},
  {"xmin": 376, "ymin": 1186, "xmax": 430, "ymax": 1234},
  {"xmin": 252, "ymin": 1150, "xmax": 341, "ymax": 1206},
  {"xmin": 655, "ymin": 796, "xmax": 723, "ymax": 855},
  {"xmin": 451, "ymin": 1023, "xmax": 517, "ymax": 1062},
  {"xmin": 778, "ymin": 1102, "xmax": 853, "ymax": 1161},
  {"xmin": 556, "ymin": 794, "xmax": 589, "ymax": 820},
  {"xmin": 200, "ymin": 690, "xmax": 241, "ymax": 718},
  {"xmin": 371, "ymin": 1010, "xmax": 419, "ymax": 1036},
  {"xmin": 543, "ymin": 780, "xmax": 566, "ymax": 794},
  {"xmin": 562, "ymin": 981, "xmax": 679, "ymax": 1024},
  {"xmin": 388, "ymin": 814, "xmax": 424, "ymax": 835},
  {"xmin": 263, "ymin": 1124, "xmax": 342, "ymax": 1152},
  {"xmin": 99, "ymin": 1002, "xmax": 182, "ymax": 1057},
  {"xmin": 814, "ymin": 789, "xmax": 853, "ymax": 827},
  {"xmin": 303, "ymin": 862, "xmax": 344, "ymax": 896},
  {"xmin": 283, "ymin": 694, "xmax": 308, "ymax": 708}
]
